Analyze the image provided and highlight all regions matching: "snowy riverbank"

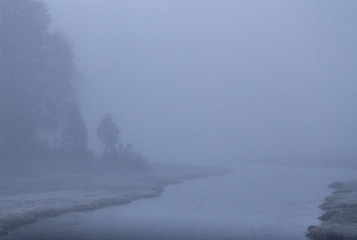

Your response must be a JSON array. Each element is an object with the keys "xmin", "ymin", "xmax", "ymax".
[
  {"xmin": 0, "ymin": 162, "xmax": 228, "ymax": 236},
  {"xmin": 306, "ymin": 180, "xmax": 357, "ymax": 240},
  {"xmin": 3, "ymin": 163, "xmax": 356, "ymax": 240}
]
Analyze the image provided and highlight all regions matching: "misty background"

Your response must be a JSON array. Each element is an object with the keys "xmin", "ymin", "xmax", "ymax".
[
  {"xmin": 44, "ymin": 0, "xmax": 357, "ymax": 166},
  {"xmin": 2, "ymin": 1, "xmax": 357, "ymax": 239}
]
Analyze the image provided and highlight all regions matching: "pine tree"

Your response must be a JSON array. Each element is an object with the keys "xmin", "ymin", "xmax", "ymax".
[
  {"xmin": 60, "ymin": 105, "xmax": 88, "ymax": 158},
  {"xmin": 97, "ymin": 113, "xmax": 120, "ymax": 159},
  {"xmin": 0, "ymin": 0, "xmax": 88, "ymax": 160}
]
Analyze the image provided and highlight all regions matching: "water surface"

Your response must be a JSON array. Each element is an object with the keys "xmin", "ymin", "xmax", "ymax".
[{"xmin": 3, "ymin": 164, "xmax": 356, "ymax": 240}]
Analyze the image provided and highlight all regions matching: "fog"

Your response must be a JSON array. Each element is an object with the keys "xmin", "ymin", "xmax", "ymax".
[
  {"xmin": 45, "ymin": 0, "xmax": 357, "ymax": 166},
  {"xmin": 1, "ymin": 1, "xmax": 357, "ymax": 239}
]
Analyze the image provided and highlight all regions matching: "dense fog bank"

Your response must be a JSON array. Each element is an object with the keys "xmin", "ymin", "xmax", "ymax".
[
  {"xmin": 1, "ymin": 0, "xmax": 357, "ymax": 239},
  {"xmin": 45, "ymin": 0, "xmax": 357, "ymax": 166}
]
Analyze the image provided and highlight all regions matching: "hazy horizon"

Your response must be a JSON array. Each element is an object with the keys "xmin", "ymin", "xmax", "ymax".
[{"xmin": 44, "ymin": 0, "xmax": 357, "ymax": 167}]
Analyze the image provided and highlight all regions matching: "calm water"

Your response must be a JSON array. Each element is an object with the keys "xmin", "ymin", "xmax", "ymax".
[{"xmin": 3, "ymin": 164, "xmax": 356, "ymax": 240}]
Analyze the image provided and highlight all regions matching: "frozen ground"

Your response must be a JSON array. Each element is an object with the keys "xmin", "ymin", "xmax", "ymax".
[
  {"xmin": 0, "ymin": 161, "xmax": 227, "ymax": 236},
  {"xmin": 1, "ymin": 163, "xmax": 356, "ymax": 240},
  {"xmin": 306, "ymin": 180, "xmax": 357, "ymax": 239}
]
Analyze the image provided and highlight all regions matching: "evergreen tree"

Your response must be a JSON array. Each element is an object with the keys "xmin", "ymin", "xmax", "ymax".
[
  {"xmin": 0, "ymin": 0, "xmax": 87, "ymax": 160},
  {"xmin": 97, "ymin": 113, "xmax": 120, "ymax": 159},
  {"xmin": 60, "ymin": 105, "xmax": 88, "ymax": 158}
]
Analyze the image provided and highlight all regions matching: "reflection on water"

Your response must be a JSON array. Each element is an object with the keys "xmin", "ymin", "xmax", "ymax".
[{"xmin": 2, "ymin": 164, "xmax": 356, "ymax": 240}]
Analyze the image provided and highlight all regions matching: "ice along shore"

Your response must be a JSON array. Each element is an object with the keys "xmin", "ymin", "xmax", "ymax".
[
  {"xmin": 0, "ymin": 162, "xmax": 230, "ymax": 236},
  {"xmin": 307, "ymin": 180, "xmax": 357, "ymax": 240}
]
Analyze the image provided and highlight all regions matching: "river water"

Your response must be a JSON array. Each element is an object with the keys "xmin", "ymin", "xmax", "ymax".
[{"xmin": 3, "ymin": 164, "xmax": 356, "ymax": 240}]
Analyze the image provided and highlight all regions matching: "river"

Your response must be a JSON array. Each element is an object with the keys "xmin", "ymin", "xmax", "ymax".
[{"xmin": 2, "ymin": 164, "xmax": 356, "ymax": 240}]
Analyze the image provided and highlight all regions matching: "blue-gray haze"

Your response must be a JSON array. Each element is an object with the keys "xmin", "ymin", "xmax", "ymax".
[{"xmin": 45, "ymin": 0, "xmax": 357, "ymax": 166}]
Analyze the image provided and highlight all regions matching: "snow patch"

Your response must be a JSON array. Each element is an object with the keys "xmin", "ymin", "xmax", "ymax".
[
  {"xmin": 0, "ymin": 162, "xmax": 228, "ymax": 236},
  {"xmin": 307, "ymin": 180, "xmax": 357, "ymax": 240},
  {"xmin": 0, "ymin": 188, "xmax": 161, "ymax": 236}
]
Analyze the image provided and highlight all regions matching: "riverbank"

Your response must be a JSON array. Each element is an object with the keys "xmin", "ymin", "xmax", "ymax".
[
  {"xmin": 0, "ymin": 162, "xmax": 229, "ymax": 236},
  {"xmin": 4, "ymin": 164, "xmax": 356, "ymax": 240},
  {"xmin": 306, "ymin": 180, "xmax": 357, "ymax": 240}
]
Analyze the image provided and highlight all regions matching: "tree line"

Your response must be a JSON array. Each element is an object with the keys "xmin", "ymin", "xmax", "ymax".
[{"xmin": 0, "ymin": 0, "xmax": 146, "ymax": 168}]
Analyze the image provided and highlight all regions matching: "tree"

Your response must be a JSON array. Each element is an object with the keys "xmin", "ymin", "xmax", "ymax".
[
  {"xmin": 0, "ymin": 0, "xmax": 88, "ymax": 160},
  {"xmin": 97, "ymin": 113, "xmax": 120, "ymax": 159},
  {"xmin": 118, "ymin": 143, "xmax": 147, "ymax": 168},
  {"xmin": 60, "ymin": 105, "xmax": 88, "ymax": 158},
  {"xmin": 0, "ymin": 0, "xmax": 51, "ymax": 159},
  {"xmin": 97, "ymin": 113, "xmax": 147, "ymax": 168}
]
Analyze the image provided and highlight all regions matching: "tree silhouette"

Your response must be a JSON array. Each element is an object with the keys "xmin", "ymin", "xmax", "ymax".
[
  {"xmin": 0, "ymin": 0, "xmax": 87, "ymax": 160},
  {"xmin": 97, "ymin": 113, "xmax": 120, "ymax": 159},
  {"xmin": 60, "ymin": 105, "xmax": 88, "ymax": 158}
]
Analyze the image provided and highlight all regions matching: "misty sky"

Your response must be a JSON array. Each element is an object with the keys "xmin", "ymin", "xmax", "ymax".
[{"xmin": 44, "ymin": 0, "xmax": 357, "ymax": 166}]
